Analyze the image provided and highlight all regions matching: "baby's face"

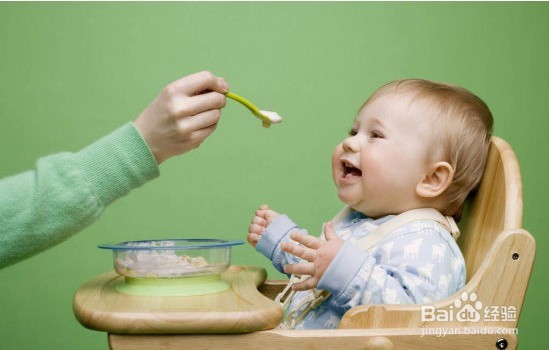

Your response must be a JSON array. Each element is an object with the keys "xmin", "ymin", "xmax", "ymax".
[{"xmin": 332, "ymin": 91, "xmax": 434, "ymax": 218}]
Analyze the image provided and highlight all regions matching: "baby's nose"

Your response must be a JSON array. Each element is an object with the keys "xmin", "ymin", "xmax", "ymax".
[{"xmin": 342, "ymin": 136, "xmax": 359, "ymax": 153}]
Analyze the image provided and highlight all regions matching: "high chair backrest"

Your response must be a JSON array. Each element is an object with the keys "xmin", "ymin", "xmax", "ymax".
[{"xmin": 458, "ymin": 136, "xmax": 523, "ymax": 281}]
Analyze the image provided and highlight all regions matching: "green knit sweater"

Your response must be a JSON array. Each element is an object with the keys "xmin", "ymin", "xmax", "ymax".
[{"xmin": 0, "ymin": 123, "xmax": 159, "ymax": 269}]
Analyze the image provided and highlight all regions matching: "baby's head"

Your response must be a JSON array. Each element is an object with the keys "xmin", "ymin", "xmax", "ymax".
[{"xmin": 332, "ymin": 79, "xmax": 493, "ymax": 219}]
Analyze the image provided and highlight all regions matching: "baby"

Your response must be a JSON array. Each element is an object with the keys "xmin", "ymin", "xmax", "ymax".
[{"xmin": 247, "ymin": 79, "xmax": 493, "ymax": 329}]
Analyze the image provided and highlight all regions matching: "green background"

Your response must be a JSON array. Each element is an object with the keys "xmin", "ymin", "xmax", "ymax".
[{"xmin": 0, "ymin": 2, "xmax": 547, "ymax": 349}]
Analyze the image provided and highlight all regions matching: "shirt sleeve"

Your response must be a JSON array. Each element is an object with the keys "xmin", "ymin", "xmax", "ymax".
[
  {"xmin": 256, "ymin": 214, "xmax": 309, "ymax": 275},
  {"xmin": 0, "ymin": 122, "xmax": 159, "ymax": 269},
  {"xmin": 317, "ymin": 222, "xmax": 466, "ymax": 316}
]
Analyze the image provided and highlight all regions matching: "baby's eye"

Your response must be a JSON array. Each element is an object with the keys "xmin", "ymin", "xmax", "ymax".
[
  {"xmin": 348, "ymin": 128, "xmax": 358, "ymax": 136},
  {"xmin": 370, "ymin": 130, "xmax": 384, "ymax": 139}
]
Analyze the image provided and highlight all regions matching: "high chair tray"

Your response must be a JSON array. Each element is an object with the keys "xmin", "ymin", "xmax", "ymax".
[{"xmin": 73, "ymin": 265, "xmax": 283, "ymax": 334}]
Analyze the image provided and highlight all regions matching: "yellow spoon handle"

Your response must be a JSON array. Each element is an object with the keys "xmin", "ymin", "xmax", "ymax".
[{"xmin": 225, "ymin": 91, "xmax": 271, "ymax": 127}]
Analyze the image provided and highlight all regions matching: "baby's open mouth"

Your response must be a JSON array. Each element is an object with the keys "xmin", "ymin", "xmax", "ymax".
[{"xmin": 342, "ymin": 160, "xmax": 362, "ymax": 177}]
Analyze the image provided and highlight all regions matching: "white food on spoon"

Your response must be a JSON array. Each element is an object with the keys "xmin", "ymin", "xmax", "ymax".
[{"xmin": 260, "ymin": 110, "xmax": 283, "ymax": 124}]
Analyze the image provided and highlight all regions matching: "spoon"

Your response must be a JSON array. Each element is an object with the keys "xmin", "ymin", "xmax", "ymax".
[{"xmin": 225, "ymin": 91, "xmax": 282, "ymax": 128}]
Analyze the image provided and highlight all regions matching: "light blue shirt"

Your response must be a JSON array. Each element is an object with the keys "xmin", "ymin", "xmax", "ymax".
[{"xmin": 256, "ymin": 210, "xmax": 466, "ymax": 329}]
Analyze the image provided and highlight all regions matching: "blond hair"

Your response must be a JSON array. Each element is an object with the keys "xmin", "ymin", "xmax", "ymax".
[{"xmin": 364, "ymin": 79, "xmax": 493, "ymax": 217}]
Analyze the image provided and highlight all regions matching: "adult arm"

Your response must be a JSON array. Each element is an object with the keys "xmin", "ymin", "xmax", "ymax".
[{"xmin": 0, "ymin": 123, "xmax": 159, "ymax": 268}]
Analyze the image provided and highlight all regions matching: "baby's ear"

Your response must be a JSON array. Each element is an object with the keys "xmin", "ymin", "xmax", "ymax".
[{"xmin": 416, "ymin": 162, "xmax": 454, "ymax": 198}]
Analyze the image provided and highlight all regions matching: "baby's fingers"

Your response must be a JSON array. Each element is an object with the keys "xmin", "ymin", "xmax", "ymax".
[
  {"xmin": 248, "ymin": 222, "xmax": 265, "ymax": 235},
  {"xmin": 292, "ymin": 276, "xmax": 319, "ymax": 291},
  {"xmin": 255, "ymin": 209, "xmax": 271, "ymax": 219},
  {"xmin": 289, "ymin": 232, "xmax": 322, "ymax": 250},
  {"xmin": 247, "ymin": 232, "xmax": 261, "ymax": 247},
  {"xmin": 323, "ymin": 221, "xmax": 338, "ymax": 241},
  {"xmin": 255, "ymin": 208, "xmax": 280, "ymax": 225},
  {"xmin": 283, "ymin": 262, "xmax": 314, "ymax": 276},
  {"xmin": 281, "ymin": 240, "xmax": 316, "ymax": 262},
  {"xmin": 252, "ymin": 216, "xmax": 267, "ymax": 227}
]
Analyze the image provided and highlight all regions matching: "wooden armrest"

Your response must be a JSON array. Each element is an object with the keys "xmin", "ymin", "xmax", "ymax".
[{"xmin": 258, "ymin": 280, "xmax": 288, "ymax": 300}]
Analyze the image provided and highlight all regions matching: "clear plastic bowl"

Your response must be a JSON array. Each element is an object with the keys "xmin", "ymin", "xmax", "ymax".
[{"xmin": 98, "ymin": 239, "xmax": 243, "ymax": 279}]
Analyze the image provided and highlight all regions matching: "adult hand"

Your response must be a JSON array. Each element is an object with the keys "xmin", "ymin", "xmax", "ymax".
[
  {"xmin": 281, "ymin": 221, "xmax": 343, "ymax": 291},
  {"xmin": 134, "ymin": 71, "xmax": 229, "ymax": 164}
]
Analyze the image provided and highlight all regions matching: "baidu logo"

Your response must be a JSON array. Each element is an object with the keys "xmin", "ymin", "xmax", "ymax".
[
  {"xmin": 421, "ymin": 292, "xmax": 516, "ymax": 323},
  {"xmin": 420, "ymin": 292, "xmax": 519, "ymax": 338},
  {"xmin": 453, "ymin": 292, "xmax": 483, "ymax": 322}
]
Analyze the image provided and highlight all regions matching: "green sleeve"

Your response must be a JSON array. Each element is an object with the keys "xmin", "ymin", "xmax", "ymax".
[{"xmin": 0, "ymin": 123, "xmax": 160, "ymax": 269}]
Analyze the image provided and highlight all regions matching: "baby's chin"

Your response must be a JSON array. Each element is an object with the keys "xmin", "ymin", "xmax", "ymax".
[
  {"xmin": 336, "ymin": 192, "xmax": 361, "ymax": 211},
  {"xmin": 336, "ymin": 193, "xmax": 377, "ymax": 217}
]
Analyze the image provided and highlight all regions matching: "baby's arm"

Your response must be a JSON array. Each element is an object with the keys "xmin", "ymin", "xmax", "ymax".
[
  {"xmin": 318, "ymin": 224, "xmax": 466, "ymax": 316},
  {"xmin": 247, "ymin": 205, "xmax": 309, "ymax": 274}
]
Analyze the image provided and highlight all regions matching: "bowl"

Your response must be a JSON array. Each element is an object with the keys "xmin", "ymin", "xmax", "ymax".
[{"xmin": 99, "ymin": 239, "xmax": 244, "ymax": 279}]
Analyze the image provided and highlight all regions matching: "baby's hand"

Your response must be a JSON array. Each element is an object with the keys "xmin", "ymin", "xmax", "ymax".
[
  {"xmin": 247, "ymin": 204, "xmax": 280, "ymax": 247},
  {"xmin": 281, "ymin": 221, "xmax": 343, "ymax": 291},
  {"xmin": 134, "ymin": 71, "xmax": 229, "ymax": 164}
]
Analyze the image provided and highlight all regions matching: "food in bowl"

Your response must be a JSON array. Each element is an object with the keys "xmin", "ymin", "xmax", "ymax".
[{"xmin": 99, "ymin": 239, "xmax": 243, "ymax": 278}]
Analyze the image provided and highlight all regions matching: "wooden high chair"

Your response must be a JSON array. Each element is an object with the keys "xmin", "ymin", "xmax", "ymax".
[{"xmin": 77, "ymin": 137, "xmax": 535, "ymax": 350}]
